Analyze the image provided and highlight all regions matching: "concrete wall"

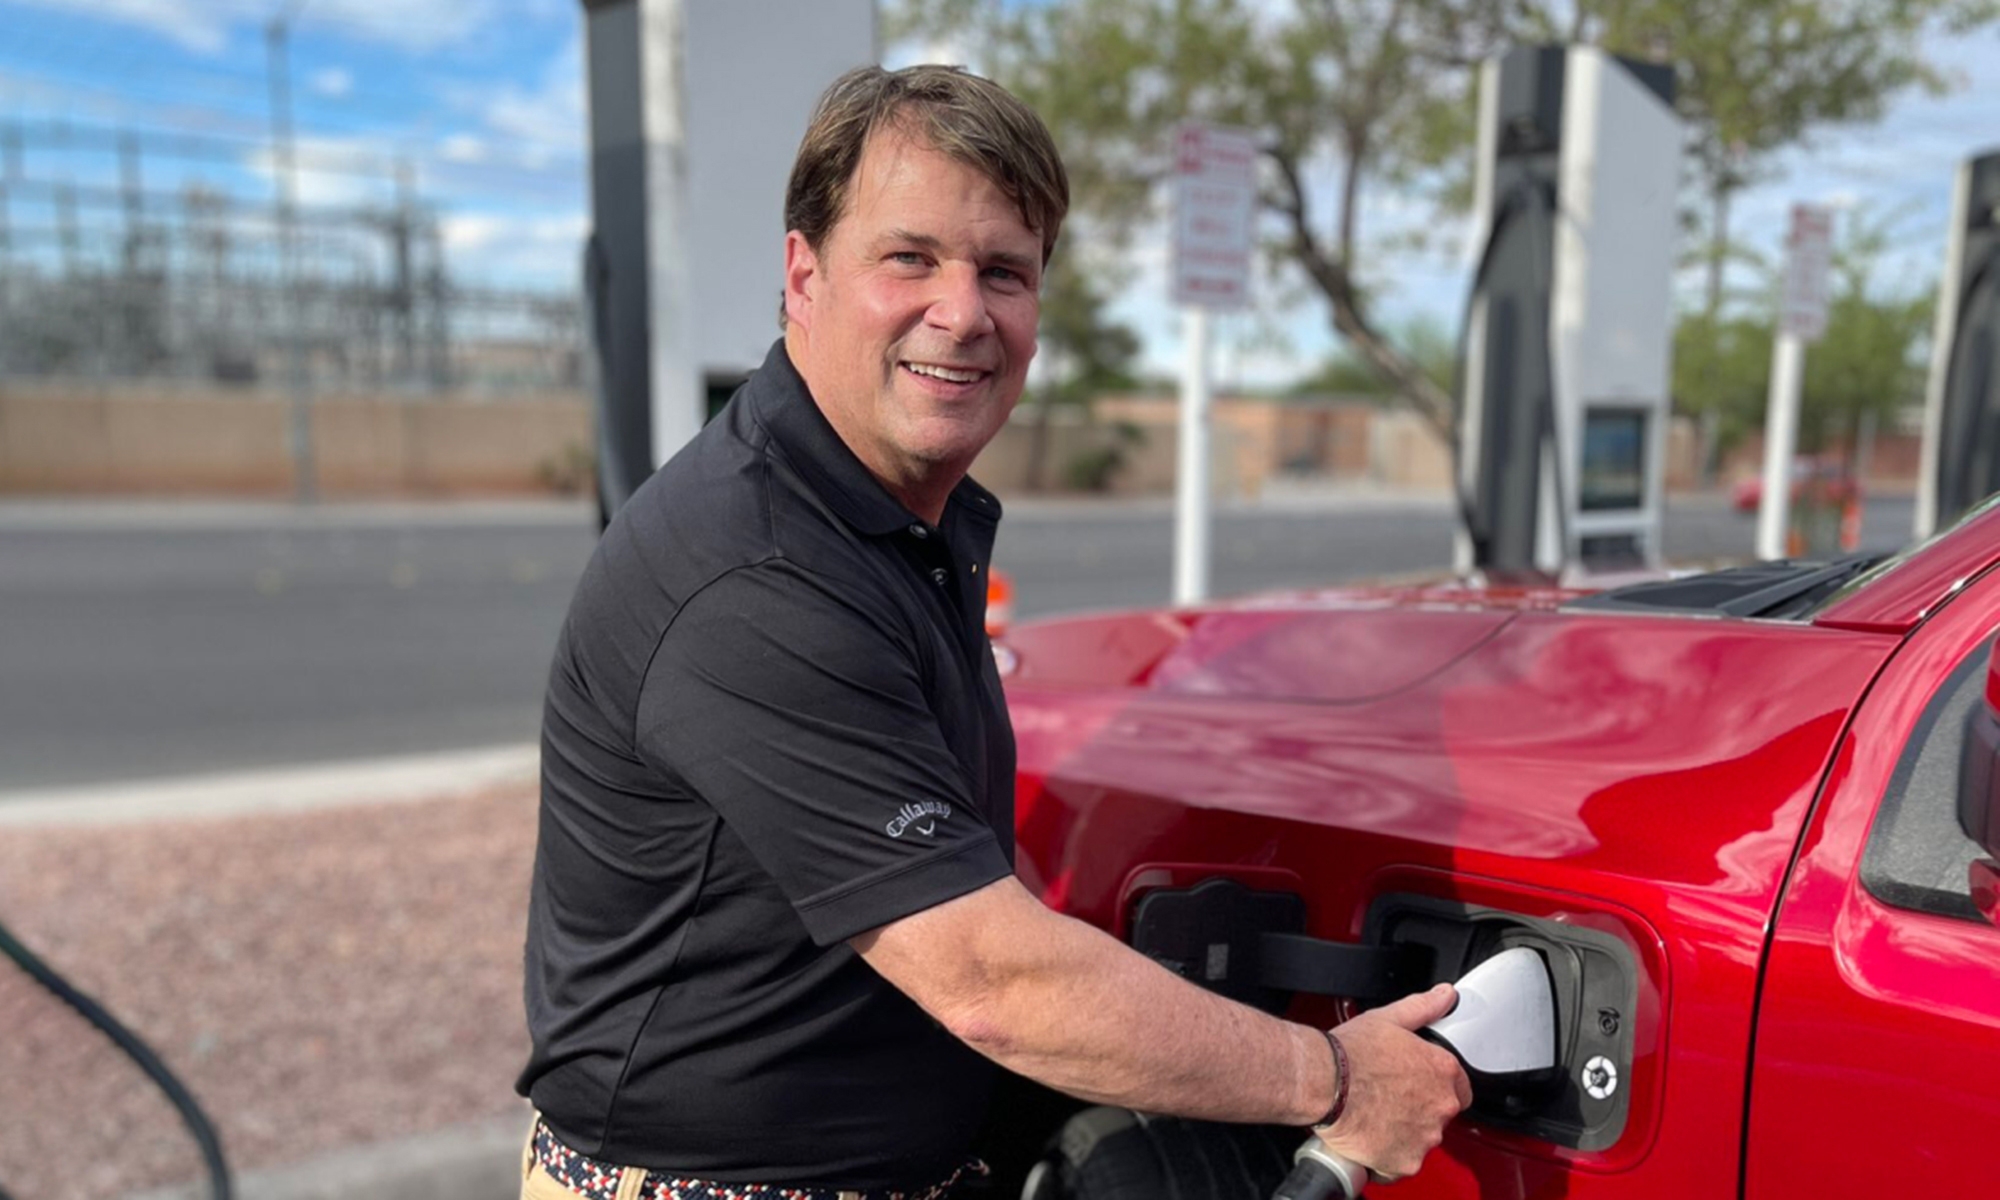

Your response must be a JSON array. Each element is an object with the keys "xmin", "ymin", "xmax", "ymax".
[
  {"xmin": 0, "ymin": 382, "xmax": 593, "ymax": 497},
  {"xmin": 971, "ymin": 407, "xmax": 1186, "ymax": 497},
  {"xmin": 5, "ymin": 380, "xmax": 1818, "ymax": 501}
]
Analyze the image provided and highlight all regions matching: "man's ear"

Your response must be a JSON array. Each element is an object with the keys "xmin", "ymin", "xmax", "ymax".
[{"xmin": 783, "ymin": 230, "xmax": 818, "ymax": 331}]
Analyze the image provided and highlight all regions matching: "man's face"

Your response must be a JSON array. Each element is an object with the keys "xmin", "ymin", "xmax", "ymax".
[{"xmin": 784, "ymin": 126, "xmax": 1042, "ymax": 510}]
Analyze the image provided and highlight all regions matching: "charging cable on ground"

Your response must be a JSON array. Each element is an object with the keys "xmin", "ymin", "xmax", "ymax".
[{"xmin": 0, "ymin": 918, "xmax": 233, "ymax": 1200}]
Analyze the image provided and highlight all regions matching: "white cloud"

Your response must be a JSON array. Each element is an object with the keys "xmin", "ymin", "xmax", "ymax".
[
  {"xmin": 5, "ymin": 0, "xmax": 510, "ymax": 56},
  {"xmin": 440, "ymin": 134, "xmax": 489, "ymax": 164},
  {"xmin": 441, "ymin": 213, "xmax": 509, "ymax": 252},
  {"xmin": 300, "ymin": 0, "xmax": 502, "ymax": 52},
  {"xmin": 310, "ymin": 67, "xmax": 354, "ymax": 99},
  {"xmin": 472, "ymin": 29, "xmax": 587, "ymax": 159},
  {"xmin": 7, "ymin": 0, "xmax": 229, "ymax": 53},
  {"xmin": 440, "ymin": 211, "xmax": 588, "ymax": 285},
  {"xmin": 242, "ymin": 133, "xmax": 399, "ymax": 209}
]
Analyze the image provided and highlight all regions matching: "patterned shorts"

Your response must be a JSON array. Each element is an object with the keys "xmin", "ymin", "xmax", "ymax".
[{"xmin": 530, "ymin": 1117, "xmax": 989, "ymax": 1200}]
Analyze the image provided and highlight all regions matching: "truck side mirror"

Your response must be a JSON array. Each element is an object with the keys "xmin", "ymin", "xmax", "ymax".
[{"xmin": 1962, "ymin": 639, "xmax": 2000, "ymax": 926}]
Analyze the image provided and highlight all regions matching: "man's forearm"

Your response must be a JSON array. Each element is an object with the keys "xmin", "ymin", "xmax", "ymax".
[
  {"xmin": 960, "ymin": 909, "xmax": 1331, "ymax": 1123},
  {"xmin": 858, "ymin": 879, "xmax": 1333, "ymax": 1125}
]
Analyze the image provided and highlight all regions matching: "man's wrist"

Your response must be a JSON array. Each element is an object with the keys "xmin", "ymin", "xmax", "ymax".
[{"xmin": 1315, "ymin": 1029, "xmax": 1350, "ymax": 1129}]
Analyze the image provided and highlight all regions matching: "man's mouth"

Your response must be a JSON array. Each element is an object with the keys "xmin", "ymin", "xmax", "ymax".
[{"xmin": 902, "ymin": 361, "xmax": 990, "ymax": 385}]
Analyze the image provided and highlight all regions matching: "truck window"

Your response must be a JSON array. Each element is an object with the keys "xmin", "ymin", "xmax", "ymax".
[{"xmin": 1859, "ymin": 637, "xmax": 1996, "ymax": 923}]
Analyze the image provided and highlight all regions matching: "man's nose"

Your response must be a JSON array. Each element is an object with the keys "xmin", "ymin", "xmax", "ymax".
[{"xmin": 928, "ymin": 264, "xmax": 996, "ymax": 341}]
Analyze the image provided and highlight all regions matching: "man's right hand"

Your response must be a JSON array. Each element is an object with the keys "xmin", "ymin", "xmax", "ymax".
[{"xmin": 1315, "ymin": 983, "xmax": 1472, "ymax": 1180}]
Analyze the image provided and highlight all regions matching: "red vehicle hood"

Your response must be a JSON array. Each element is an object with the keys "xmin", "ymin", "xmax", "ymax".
[
  {"xmin": 1000, "ymin": 590, "xmax": 1903, "ymax": 944},
  {"xmin": 1000, "ymin": 498, "xmax": 2000, "ymax": 932}
]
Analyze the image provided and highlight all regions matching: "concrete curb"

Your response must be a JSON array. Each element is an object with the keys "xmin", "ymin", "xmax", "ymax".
[
  {"xmin": 0, "ymin": 744, "xmax": 539, "ymax": 828},
  {"xmin": 127, "ymin": 1111, "xmax": 531, "ymax": 1200},
  {"xmin": 0, "ymin": 499, "xmax": 594, "ymax": 532}
]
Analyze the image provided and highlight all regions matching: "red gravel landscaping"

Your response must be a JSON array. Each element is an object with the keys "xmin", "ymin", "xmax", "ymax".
[{"xmin": 0, "ymin": 785, "xmax": 538, "ymax": 1199}]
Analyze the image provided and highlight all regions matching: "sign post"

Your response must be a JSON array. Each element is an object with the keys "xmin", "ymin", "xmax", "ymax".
[
  {"xmin": 1172, "ymin": 121, "xmax": 1256, "ymax": 604},
  {"xmin": 1757, "ymin": 203, "xmax": 1832, "ymax": 560}
]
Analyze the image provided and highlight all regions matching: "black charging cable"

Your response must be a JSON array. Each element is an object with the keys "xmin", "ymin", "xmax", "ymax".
[
  {"xmin": 1448, "ymin": 175, "xmax": 1570, "ymax": 572},
  {"xmin": 1270, "ymin": 1142, "xmax": 1368, "ymax": 1200},
  {"xmin": 0, "ymin": 918, "xmax": 233, "ymax": 1200}
]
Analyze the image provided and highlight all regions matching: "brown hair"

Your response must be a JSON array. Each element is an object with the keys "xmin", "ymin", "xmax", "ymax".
[{"xmin": 785, "ymin": 64, "xmax": 1069, "ymax": 268}]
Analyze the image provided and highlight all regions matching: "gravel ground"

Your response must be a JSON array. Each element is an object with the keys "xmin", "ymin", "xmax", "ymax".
[{"xmin": 0, "ymin": 785, "xmax": 538, "ymax": 1199}]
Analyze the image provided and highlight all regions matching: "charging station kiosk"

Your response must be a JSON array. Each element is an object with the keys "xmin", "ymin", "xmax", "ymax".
[
  {"xmin": 579, "ymin": 0, "xmax": 876, "ymax": 520},
  {"xmin": 1917, "ymin": 150, "xmax": 2000, "ymax": 538},
  {"xmin": 1455, "ymin": 45, "xmax": 1680, "ymax": 574}
]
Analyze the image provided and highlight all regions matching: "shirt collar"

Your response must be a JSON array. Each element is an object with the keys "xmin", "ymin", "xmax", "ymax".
[{"xmin": 747, "ymin": 338, "xmax": 1003, "ymax": 537}]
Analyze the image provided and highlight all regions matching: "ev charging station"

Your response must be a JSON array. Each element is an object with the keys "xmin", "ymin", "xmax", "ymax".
[
  {"xmin": 579, "ymin": 0, "xmax": 876, "ymax": 520},
  {"xmin": 1455, "ymin": 45, "xmax": 1680, "ymax": 574},
  {"xmin": 1916, "ymin": 150, "xmax": 2000, "ymax": 538}
]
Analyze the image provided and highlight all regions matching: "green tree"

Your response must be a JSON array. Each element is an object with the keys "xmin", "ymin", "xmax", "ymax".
[
  {"xmin": 1539, "ymin": 0, "xmax": 1992, "ymax": 464},
  {"xmin": 1671, "ymin": 209, "xmax": 1933, "ymax": 460},
  {"xmin": 891, "ymin": 0, "xmax": 1995, "ymax": 446},
  {"xmin": 1288, "ymin": 315, "xmax": 1455, "ymax": 402},
  {"xmin": 1799, "ymin": 215, "xmax": 1934, "ymax": 456},
  {"xmin": 892, "ymin": 0, "xmax": 1506, "ymax": 444},
  {"xmin": 1024, "ymin": 247, "xmax": 1143, "ymax": 490}
]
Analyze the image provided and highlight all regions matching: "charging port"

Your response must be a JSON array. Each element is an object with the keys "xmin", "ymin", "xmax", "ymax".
[{"xmin": 1364, "ymin": 894, "xmax": 1637, "ymax": 1151}]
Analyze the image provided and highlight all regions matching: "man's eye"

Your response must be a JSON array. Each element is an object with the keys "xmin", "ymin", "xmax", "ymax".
[
  {"xmin": 986, "ymin": 266, "xmax": 1028, "ymax": 286},
  {"xmin": 890, "ymin": 251, "xmax": 926, "ymax": 265}
]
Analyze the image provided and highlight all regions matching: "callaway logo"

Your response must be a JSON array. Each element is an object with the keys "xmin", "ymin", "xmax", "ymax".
[{"xmin": 886, "ymin": 800, "xmax": 952, "ymax": 839}]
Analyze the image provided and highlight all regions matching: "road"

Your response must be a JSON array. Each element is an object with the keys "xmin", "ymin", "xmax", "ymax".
[{"xmin": 0, "ymin": 492, "xmax": 1917, "ymax": 793}]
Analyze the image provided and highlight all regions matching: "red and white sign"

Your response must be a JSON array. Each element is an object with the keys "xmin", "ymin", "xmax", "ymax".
[
  {"xmin": 1780, "ymin": 203, "xmax": 1834, "ymax": 342},
  {"xmin": 1173, "ymin": 122, "xmax": 1257, "ymax": 310}
]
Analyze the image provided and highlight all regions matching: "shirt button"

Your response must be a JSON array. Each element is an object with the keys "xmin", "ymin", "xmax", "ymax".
[
  {"xmin": 908, "ymin": 524, "xmax": 929, "ymax": 539},
  {"xmin": 930, "ymin": 567, "xmax": 949, "ymax": 587}
]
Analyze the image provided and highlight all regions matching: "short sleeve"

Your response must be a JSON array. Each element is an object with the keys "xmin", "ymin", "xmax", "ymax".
[{"xmin": 637, "ymin": 561, "xmax": 1012, "ymax": 945}]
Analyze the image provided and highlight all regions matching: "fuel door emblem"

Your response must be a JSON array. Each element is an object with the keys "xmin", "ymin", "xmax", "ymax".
[{"xmin": 1582, "ymin": 1055, "xmax": 1618, "ymax": 1100}]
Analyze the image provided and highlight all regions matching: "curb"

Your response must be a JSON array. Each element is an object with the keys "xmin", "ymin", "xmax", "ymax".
[
  {"xmin": 0, "ymin": 744, "xmax": 540, "ymax": 829},
  {"xmin": 0, "ymin": 499, "xmax": 594, "ymax": 532}
]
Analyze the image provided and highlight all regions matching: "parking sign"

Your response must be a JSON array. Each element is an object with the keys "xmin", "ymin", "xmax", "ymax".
[
  {"xmin": 1780, "ymin": 203, "xmax": 1834, "ymax": 342},
  {"xmin": 1173, "ymin": 122, "xmax": 1257, "ymax": 310}
]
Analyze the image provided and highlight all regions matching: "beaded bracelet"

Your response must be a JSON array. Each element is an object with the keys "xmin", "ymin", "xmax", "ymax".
[{"xmin": 1317, "ymin": 1030, "xmax": 1350, "ymax": 1128}]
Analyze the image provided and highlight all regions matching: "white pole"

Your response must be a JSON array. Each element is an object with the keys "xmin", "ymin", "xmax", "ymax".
[
  {"xmin": 1756, "ymin": 332, "xmax": 1805, "ymax": 560},
  {"xmin": 641, "ymin": 0, "xmax": 699, "ymax": 469},
  {"xmin": 1174, "ymin": 306, "xmax": 1212, "ymax": 605}
]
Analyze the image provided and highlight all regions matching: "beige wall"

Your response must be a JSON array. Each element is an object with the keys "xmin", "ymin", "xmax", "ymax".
[
  {"xmin": 1719, "ymin": 430, "xmax": 1922, "ymax": 489},
  {"xmin": 0, "ymin": 382, "xmax": 593, "ymax": 497},
  {"xmin": 4, "ymin": 379, "xmax": 1811, "ymax": 501},
  {"xmin": 971, "ymin": 407, "xmax": 1183, "ymax": 497}
]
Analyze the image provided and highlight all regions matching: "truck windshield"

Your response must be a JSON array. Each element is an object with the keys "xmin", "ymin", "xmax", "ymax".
[{"xmin": 1567, "ymin": 553, "xmax": 1887, "ymax": 621}]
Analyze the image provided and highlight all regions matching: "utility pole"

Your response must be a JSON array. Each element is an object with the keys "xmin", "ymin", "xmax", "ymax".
[
  {"xmin": 267, "ymin": 0, "xmax": 315, "ymax": 502},
  {"xmin": 392, "ymin": 158, "xmax": 416, "ymax": 385}
]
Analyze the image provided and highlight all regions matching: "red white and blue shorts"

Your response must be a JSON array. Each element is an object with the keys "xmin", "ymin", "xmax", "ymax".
[{"xmin": 523, "ymin": 1115, "xmax": 989, "ymax": 1200}]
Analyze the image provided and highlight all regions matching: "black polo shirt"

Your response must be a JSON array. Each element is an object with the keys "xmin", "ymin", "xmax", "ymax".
[{"xmin": 518, "ymin": 339, "xmax": 1017, "ymax": 1189}]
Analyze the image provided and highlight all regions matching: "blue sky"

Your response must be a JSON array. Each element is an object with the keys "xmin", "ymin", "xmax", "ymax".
[
  {"xmin": 1, "ymin": 0, "xmax": 1996, "ymax": 387},
  {"xmin": 0, "ymin": 0, "xmax": 589, "ymax": 291}
]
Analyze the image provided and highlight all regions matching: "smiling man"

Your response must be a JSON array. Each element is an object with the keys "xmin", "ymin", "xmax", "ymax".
[{"xmin": 518, "ymin": 64, "xmax": 1466, "ymax": 1200}]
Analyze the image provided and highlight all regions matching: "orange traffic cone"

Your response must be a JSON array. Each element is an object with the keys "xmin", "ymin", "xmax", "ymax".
[
  {"xmin": 1839, "ymin": 496, "xmax": 1862, "ymax": 552},
  {"xmin": 985, "ymin": 567, "xmax": 1015, "ymax": 638}
]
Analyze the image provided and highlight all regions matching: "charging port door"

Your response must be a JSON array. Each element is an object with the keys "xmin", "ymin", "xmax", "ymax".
[{"xmin": 1365, "ymin": 894, "xmax": 1638, "ymax": 1152}]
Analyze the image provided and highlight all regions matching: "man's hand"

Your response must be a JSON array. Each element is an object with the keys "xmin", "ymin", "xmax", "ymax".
[{"xmin": 1316, "ymin": 984, "xmax": 1472, "ymax": 1181}]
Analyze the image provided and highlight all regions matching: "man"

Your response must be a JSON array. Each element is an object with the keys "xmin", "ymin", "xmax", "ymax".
[{"xmin": 519, "ymin": 64, "xmax": 1468, "ymax": 1200}]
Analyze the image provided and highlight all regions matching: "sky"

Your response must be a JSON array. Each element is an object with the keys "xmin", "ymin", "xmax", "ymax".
[{"xmin": 0, "ymin": 0, "xmax": 1996, "ymax": 389}]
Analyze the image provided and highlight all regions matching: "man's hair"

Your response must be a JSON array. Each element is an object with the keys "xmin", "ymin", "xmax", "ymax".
[{"xmin": 785, "ymin": 63, "xmax": 1070, "ymax": 268}]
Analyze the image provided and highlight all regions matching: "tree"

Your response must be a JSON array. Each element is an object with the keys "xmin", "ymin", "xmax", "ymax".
[
  {"xmin": 1554, "ymin": 0, "xmax": 1997, "ymax": 396},
  {"xmin": 891, "ymin": 0, "xmax": 1996, "ymax": 447},
  {"xmin": 1024, "ymin": 246, "xmax": 1143, "ymax": 490},
  {"xmin": 892, "ymin": 0, "xmax": 1506, "ymax": 445},
  {"xmin": 1288, "ymin": 315, "xmax": 1455, "ymax": 402},
  {"xmin": 1670, "ymin": 208, "xmax": 1933, "ymax": 461}
]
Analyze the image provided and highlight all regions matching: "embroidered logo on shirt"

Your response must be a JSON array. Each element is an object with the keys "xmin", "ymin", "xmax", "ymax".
[{"xmin": 886, "ymin": 800, "xmax": 952, "ymax": 839}]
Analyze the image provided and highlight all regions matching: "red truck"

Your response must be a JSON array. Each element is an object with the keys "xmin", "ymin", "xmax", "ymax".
[{"xmin": 995, "ymin": 496, "xmax": 2000, "ymax": 1199}]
